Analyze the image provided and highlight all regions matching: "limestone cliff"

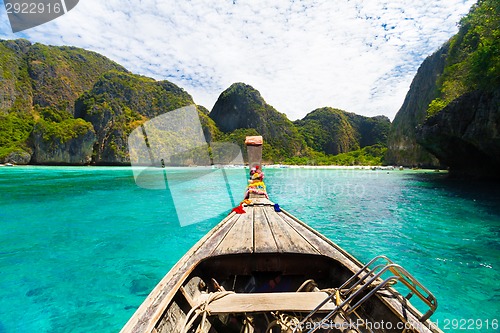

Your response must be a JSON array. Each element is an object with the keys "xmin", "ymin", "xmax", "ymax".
[
  {"xmin": 385, "ymin": 47, "xmax": 445, "ymax": 167},
  {"xmin": 31, "ymin": 119, "xmax": 96, "ymax": 165},
  {"xmin": 75, "ymin": 71, "xmax": 216, "ymax": 164},
  {"xmin": 417, "ymin": 88, "xmax": 500, "ymax": 178},
  {"xmin": 26, "ymin": 43, "xmax": 127, "ymax": 116},
  {"xmin": 1, "ymin": 39, "xmax": 215, "ymax": 165},
  {"xmin": 295, "ymin": 107, "xmax": 390, "ymax": 155},
  {"xmin": 387, "ymin": 0, "xmax": 500, "ymax": 176},
  {"xmin": 209, "ymin": 83, "xmax": 305, "ymax": 161},
  {"xmin": 0, "ymin": 39, "xmax": 127, "ymax": 164}
]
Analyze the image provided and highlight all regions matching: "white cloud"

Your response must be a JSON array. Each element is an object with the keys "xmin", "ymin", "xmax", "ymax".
[{"xmin": 0, "ymin": 0, "xmax": 476, "ymax": 120}]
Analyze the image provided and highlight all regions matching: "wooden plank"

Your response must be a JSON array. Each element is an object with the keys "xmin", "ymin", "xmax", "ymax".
[
  {"xmin": 197, "ymin": 292, "xmax": 335, "ymax": 313},
  {"xmin": 263, "ymin": 206, "xmax": 299, "ymax": 253},
  {"xmin": 278, "ymin": 211, "xmax": 338, "ymax": 257},
  {"xmin": 278, "ymin": 210, "xmax": 366, "ymax": 274},
  {"xmin": 249, "ymin": 197, "xmax": 274, "ymax": 205},
  {"xmin": 212, "ymin": 206, "xmax": 254, "ymax": 255},
  {"xmin": 207, "ymin": 213, "xmax": 242, "ymax": 257},
  {"xmin": 180, "ymin": 276, "xmax": 204, "ymax": 308},
  {"xmin": 253, "ymin": 206, "xmax": 278, "ymax": 253},
  {"xmin": 263, "ymin": 206, "xmax": 320, "ymax": 254},
  {"xmin": 179, "ymin": 286, "xmax": 196, "ymax": 308},
  {"xmin": 153, "ymin": 301, "xmax": 186, "ymax": 333}
]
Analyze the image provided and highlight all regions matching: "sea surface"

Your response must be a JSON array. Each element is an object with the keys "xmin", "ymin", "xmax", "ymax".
[{"xmin": 0, "ymin": 166, "xmax": 499, "ymax": 332}]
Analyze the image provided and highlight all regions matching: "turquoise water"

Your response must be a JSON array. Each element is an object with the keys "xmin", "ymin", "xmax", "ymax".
[{"xmin": 0, "ymin": 166, "xmax": 498, "ymax": 332}]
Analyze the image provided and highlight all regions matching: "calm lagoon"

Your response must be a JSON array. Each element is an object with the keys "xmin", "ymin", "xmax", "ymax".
[{"xmin": 0, "ymin": 166, "xmax": 498, "ymax": 332}]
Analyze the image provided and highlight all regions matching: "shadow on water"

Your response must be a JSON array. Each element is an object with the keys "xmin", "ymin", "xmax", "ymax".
[
  {"xmin": 406, "ymin": 172, "xmax": 500, "ymax": 248},
  {"xmin": 406, "ymin": 172, "xmax": 500, "ymax": 213}
]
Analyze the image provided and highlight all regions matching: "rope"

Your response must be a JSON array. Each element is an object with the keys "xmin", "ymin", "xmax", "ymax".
[
  {"xmin": 266, "ymin": 312, "xmax": 302, "ymax": 333},
  {"xmin": 180, "ymin": 291, "xmax": 234, "ymax": 333},
  {"xmin": 296, "ymin": 279, "xmax": 317, "ymax": 292}
]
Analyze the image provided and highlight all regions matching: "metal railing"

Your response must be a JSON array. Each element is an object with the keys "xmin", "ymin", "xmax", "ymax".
[{"xmin": 294, "ymin": 255, "xmax": 438, "ymax": 333}]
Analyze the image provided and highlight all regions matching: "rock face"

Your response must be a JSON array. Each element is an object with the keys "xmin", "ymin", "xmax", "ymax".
[
  {"xmin": 31, "ymin": 123, "xmax": 96, "ymax": 165},
  {"xmin": 209, "ymin": 83, "xmax": 305, "ymax": 159},
  {"xmin": 0, "ymin": 39, "xmax": 215, "ymax": 165},
  {"xmin": 2, "ymin": 38, "xmax": 390, "ymax": 165},
  {"xmin": 0, "ymin": 39, "xmax": 33, "ymax": 112},
  {"xmin": 416, "ymin": 88, "xmax": 500, "ymax": 178},
  {"xmin": 295, "ymin": 107, "xmax": 390, "ymax": 155},
  {"xmin": 295, "ymin": 108, "xmax": 359, "ymax": 155},
  {"xmin": 75, "ymin": 71, "xmax": 213, "ymax": 164},
  {"xmin": 1, "ymin": 150, "xmax": 31, "ymax": 164},
  {"xmin": 210, "ymin": 83, "xmax": 264, "ymax": 132},
  {"xmin": 0, "ymin": 39, "xmax": 127, "ymax": 164},
  {"xmin": 387, "ymin": 0, "xmax": 500, "ymax": 176},
  {"xmin": 385, "ymin": 47, "xmax": 447, "ymax": 167},
  {"xmin": 26, "ymin": 43, "xmax": 127, "ymax": 116}
]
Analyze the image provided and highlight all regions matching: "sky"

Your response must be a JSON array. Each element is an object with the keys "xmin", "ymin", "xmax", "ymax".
[{"xmin": 0, "ymin": 0, "xmax": 476, "ymax": 120}]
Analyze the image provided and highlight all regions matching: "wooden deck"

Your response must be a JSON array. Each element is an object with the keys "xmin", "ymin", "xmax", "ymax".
[
  {"xmin": 210, "ymin": 197, "xmax": 336, "ymax": 256},
  {"xmin": 121, "ymin": 195, "xmax": 363, "ymax": 333}
]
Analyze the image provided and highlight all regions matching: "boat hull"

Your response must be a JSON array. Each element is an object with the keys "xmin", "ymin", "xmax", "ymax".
[{"xmin": 121, "ymin": 199, "xmax": 442, "ymax": 333}]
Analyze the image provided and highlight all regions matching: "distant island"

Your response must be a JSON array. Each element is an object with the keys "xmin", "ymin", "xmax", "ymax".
[
  {"xmin": 0, "ymin": 40, "xmax": 390, "ymax": 167},
  {"xmin": 1, "ymin": 0, "xmax": 499, "ymax": 178}
]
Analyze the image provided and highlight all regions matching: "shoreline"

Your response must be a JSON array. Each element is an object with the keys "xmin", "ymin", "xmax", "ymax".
[{"xmin": 0, "ymin": 163, "xmax": 448, "ymax": 173}]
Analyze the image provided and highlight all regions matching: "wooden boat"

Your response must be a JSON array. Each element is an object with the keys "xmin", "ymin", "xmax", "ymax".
[{"xmin": 121, "ymin": 137, "xmax": 442, "ymax": 333}]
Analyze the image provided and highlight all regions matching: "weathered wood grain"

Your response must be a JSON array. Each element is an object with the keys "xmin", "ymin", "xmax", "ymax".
[
  {"xmin": 264, "ymin": 207, "xmax": 320, "ymax": 254},
  {"xmin": 197, "ymin": 292, "xmax": 335, "ymax": 313},
  {"xmin": 253, "ymin": 205, "xmax": 278, "ymax": 253},
  {"xmin": 212, "ymin": 207, "xmax": 254, "ymax": 255}
]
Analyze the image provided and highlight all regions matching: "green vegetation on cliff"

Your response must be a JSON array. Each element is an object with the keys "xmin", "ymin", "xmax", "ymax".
[
  {"xmin": 0, "ymin": 39, "xmax": 213, "ymax": 165},
  {"xmin": 0, "ymin": 112, "xmax": 34, "ymax": 159},
  {"xmin": 295, "ymin": 107, "xmax": 389, "ymax": 155},
  {"xmin": 209, "ymin": 83, "xmax": 306, "ymax": 162},
  {"xmin": 1, "ymin": 39, "xmax": 390, "ymax": 165},
  {"xmin": 209, "ymin": 83, "xmax": 390, "ymax": 164},
  {"xmin": 385, "ymin": 0, "xmax": 500, "ymax": 177},
  {"xmin": 295, "ymin": 108, "xmax": 359, "ymax": 155},
  {"xmin": 0, "ymin": 40, "xmax": 35, "ymax": 161},
  {"xmin": 0, "ymin": 39, "xmax": 127, "ymax": 163},
  {"xmin": 27, "ymin": 43, "xmax": 127, "ymax": 114},
  {"xmin": 33, "ymin": 107, "xmax": 94, "ymax": 145},
  {"xmin": 284, "ymin": 144, "xmax": 387, "ymax": 166},
  {"xmin": 76, "ymin": 71, "xmax": 209, "ymax": 164},
  {"xmin": 427, "ymin": 0, "xmax": 500, "ymax": 116},
  {"xmin": 416, "ymin": 0, "xmax": 500, "ymax": 178}
]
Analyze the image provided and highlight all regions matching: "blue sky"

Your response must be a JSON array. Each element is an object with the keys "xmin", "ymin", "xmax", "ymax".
[{"xmin": 0, "ymin": 0, "xmax": 475, "ymax": 120}]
